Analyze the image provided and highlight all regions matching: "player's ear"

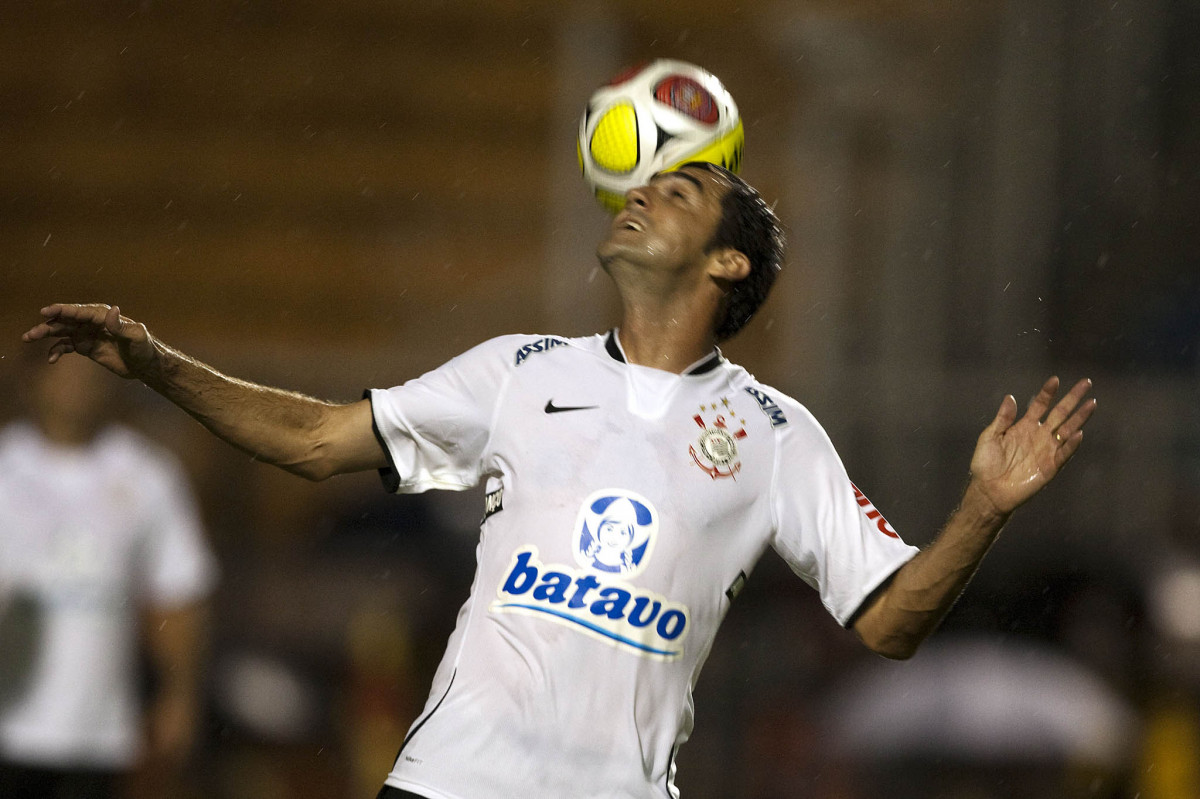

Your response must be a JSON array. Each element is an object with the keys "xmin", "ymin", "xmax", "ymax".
[{"xmin": 708, "ymin": 247, "xmax": 751, "ymax": 284}]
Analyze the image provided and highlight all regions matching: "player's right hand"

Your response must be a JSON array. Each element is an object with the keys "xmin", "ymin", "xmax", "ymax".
[{"xmin": 22, "ymin": 303, "xmax": 158, "ymax": 379}]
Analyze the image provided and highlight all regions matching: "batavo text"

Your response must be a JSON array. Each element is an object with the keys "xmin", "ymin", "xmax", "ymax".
[{"xmin": 491, "ymin": 547, "xmax": 690, "ymax": 659}]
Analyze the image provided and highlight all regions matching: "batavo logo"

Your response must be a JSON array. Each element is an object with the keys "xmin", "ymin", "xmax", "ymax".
[
  {"xmin": 490, "ymin": 547, "xmax": 690, "ymax": 661},
  {"xmin": 573, "ymin": 490, "xmax": 657, "ymax": 577}
]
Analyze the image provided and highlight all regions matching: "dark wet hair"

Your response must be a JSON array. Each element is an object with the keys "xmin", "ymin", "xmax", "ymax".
[{"xmin": 684, "ymin": 162, "xmax": 785, "ymax": 341}]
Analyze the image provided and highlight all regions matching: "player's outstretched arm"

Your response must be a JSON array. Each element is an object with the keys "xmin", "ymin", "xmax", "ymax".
[
  {"xmin": 852, "ymin": 377, "xmax": 1096, "ymax": 660},
  {"xmin": 22, "ymin": 303, "xmax": 386, "ymax": 480}
]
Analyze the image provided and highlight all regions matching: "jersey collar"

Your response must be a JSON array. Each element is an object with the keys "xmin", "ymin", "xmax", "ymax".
[{"xmin": 604, "ymin": 329, "xmax": 724, "ymax": 375}]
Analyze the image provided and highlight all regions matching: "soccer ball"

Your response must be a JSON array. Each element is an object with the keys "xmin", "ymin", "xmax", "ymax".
[{"xmin": 578, "ymin": 59, "xmax": 744, "ymax": 213}]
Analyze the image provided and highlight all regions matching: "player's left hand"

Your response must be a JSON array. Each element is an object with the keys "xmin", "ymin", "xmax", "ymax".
[{"xmin": 968, "ymin": 377, "xmax": 1096, "ymax": 517}]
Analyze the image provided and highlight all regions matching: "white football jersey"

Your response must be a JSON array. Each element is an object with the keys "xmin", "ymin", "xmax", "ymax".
[
  {"xmin": 0, "ymin": 422, "xmax": 217, "ymax": 768},
  {"xmin": 368, "ymin": 331, "xmax": 917, "ymax": 799}
]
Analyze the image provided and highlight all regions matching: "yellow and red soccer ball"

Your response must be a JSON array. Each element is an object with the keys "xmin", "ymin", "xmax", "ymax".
[{"xmin": 578, "ymin": 59, "xmax": 744, "ymax": 212}]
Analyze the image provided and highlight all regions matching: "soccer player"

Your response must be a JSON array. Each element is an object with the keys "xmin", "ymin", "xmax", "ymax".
[{"xmin": 22, "ymin": 162, "xmax": 1096, "ymax": 799}]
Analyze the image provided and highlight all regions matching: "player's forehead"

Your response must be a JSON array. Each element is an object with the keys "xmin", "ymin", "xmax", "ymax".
[{"xmin": 649, "ymin": 164, "xmax": 732, "ymax": 198}]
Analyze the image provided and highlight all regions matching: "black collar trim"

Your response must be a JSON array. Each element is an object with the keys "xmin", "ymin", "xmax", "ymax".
[
  {"xmin": 688, "ymin": 351, "xmax": 724, "ymax": 375},
  {"xmin": 605, "ymin": 329, "xmax": 625, "ymax": 363},
  {"xmin": 604, "ymin": 329, "xmax": 723, "ymax": 375}
]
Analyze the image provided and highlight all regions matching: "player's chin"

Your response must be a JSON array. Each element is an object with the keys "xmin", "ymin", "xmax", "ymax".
[
  {"xmin": 595, "ymin": 244, "xmax": 639, "ymax": 275},
  {"xmin": 595, "ymin": 238, "xmax": 621, "ymax": 265},
  {"xmin": 596, "ymin": 230, "xmax": 643, "ymax": 261}
]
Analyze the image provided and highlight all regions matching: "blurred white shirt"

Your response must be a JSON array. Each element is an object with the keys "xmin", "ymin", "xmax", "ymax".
[{"xmin": 0, "ymin": 421, "xmax": 217, "ymax": 769}]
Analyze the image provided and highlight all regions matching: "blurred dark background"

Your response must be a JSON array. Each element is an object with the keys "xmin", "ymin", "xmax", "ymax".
[{"xmin": 2, "ymin": 1, "xmax": 1198, "ymax": 797}]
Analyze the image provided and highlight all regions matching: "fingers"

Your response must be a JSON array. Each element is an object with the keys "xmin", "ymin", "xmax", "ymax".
[
  {"xmin": 40, "ymin": 303, "xmax": 118, "ymax": 324},
  {"xmin": 1050, "ymin": 390, "xmax": 1097, "ymax": 447},
  {"xmin": 21, "ymin": 321, "xmax": 69, "ymax": 341},
  {"xmin": 1020, "ymin": 376, "xmax": 1095, "ymax": 444},
  {"xmin": 1023, "ymin": 376, "xmax": 1061, "ymax": 422},
  {"xmin": 21, "ymin": 319, "xmax": 57, "ymax": 342},
  {"xmin": 22, "ymin": 303, "xmax": 140, "ymax": 346},
  {"xmin": 1001, "ymin": 376, "xmax": 1096, "ymax": 453},
  {"xmin": 47, "ymin": 338, "xmax": 76, "ymax": 364},
  {"xmin": 1055, "ymin": 423, "xmax": 1088, "ymax": 467},
  {"xmin": 1044, "ymin": 377, "xmax": 1093, "ymax": 432},
  {"xmin": 105, "ymin": 304, "xmax": 124, "ymax": 336},
  {"xmin": 984, "ymin": 394, "xmax": 1019, "ymax": 438},
  {"xmin": 1036, "ymin": 378, "xmax": 1095, "ymax": 471},
  {"xmin": 23, "ymin": 304, "xmax": 111, "ymax": 341}
]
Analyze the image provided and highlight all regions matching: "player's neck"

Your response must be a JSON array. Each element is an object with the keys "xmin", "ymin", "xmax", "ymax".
[
  {"xmin": 614, "ymin": 306, "xmax": 718, "ymax": 374},
  {"xmin": 35, "ymin": 416, "xmax": 99, "ymax": 448},
  {"xmin": 606, "ymin": 252, "xmax": 724, "ymax": 372}
]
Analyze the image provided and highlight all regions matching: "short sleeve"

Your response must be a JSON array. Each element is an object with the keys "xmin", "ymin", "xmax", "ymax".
[
  {"xmin": 140, "ymin": 454, "xmax": 219, "ymax": 608},
  {"xmin": 769, "ymin": 406, "xmax": 919, "ymax": 628},
  {"xmin": 367, "ymin": 336, "xmax": 515, "ymax": 494}
]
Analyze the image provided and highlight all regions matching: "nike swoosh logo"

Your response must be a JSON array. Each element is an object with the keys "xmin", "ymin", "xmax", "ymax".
[{"xmin": 545, "ymin": 400, "xmax": 599, "ymax": 414}]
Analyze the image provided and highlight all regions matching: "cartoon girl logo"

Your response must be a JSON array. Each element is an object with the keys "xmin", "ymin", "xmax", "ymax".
[{"xmin": 573, "ymin": 490, "xmax": 658, "ymax": 578}]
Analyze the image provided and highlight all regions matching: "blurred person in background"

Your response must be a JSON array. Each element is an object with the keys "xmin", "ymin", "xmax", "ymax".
[
  {"xmin": 0, "ymin": 352, "xmax": 218, "ymax": 799},
  {"xmin": 21, "ymin": 163, "xmax": 1096, "ymax": 799}
]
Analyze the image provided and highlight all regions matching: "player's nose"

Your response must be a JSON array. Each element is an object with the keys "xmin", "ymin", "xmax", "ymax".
[{"xmin": 625, "ymin": 184, "xmax": 651, "ymax": 208}]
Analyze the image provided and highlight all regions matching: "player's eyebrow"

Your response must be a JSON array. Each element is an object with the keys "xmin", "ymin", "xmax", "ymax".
[{"xmin": 650, "ymin": 170, "xmax": 706, "ymax": 193}]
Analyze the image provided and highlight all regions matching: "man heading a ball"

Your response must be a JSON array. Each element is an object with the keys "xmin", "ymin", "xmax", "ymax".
[{"xmin": 23, "ymin": 160, "xmax": 1095, "ymax": 799}]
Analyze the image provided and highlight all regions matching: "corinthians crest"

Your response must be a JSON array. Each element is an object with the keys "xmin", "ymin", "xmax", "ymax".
[{"xmin": 690, "ymin": 400, "xmax": 748, "ymax": 479}]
